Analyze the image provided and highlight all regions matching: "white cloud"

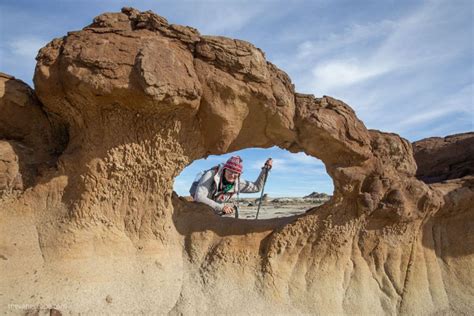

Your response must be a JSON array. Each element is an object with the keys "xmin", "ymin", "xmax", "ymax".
[
  {"xmin": 9, "ymin": 37, "xmax": 46, "ymax": 59},
  {"xmin": 385, "ymin": 83, "xmax": 474, "ymax": 134},
  {"xmin": 296, "ymin": 20, "xmax": 395, "ymax": 61},
  {"xmin": 0, "ymin": 33, "xmax": 49, "ymax": 83},
  {"xmin": 189, "ymin": 2, "xmax": 267, "ymax": 36},
  {"xmin": 287, "ymin": 1, "xmax": 470, "ymax": 95},
  {"xmin": 312, "ymin": 58, "xmax": 393, "ymax": 92},
  {"xmin": 278, "ymin": 0, "xmax": 473, "ymax": 141},
  {"xmin": 252, "ymin": 160, "xmax": 328, "ymax": 182},
  {"xmin": 280, "ymin": 151, "xmax": 325, "ymax": 167},
  {"xmin": 394, "ymin": 108, "xmax": 455, "ymax": 129}
]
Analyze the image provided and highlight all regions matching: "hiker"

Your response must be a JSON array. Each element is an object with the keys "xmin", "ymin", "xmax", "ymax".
[{"xmin": 190, "ymin": 156, "xmax": 272, "ymax": 215}]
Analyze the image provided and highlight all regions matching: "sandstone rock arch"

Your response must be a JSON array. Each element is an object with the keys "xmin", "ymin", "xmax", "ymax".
[
  {"xmin": 33, "ymin": 7, "xmax": 433, "ymax": 225},
  {"xmin": 0, "ymin": 8, "xmax": 472, "ymax": 315}
]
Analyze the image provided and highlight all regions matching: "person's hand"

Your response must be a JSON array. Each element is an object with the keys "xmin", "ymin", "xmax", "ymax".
[
  {"xmin": 222, "ymin": 205, "xmax": 234, "ymax": 214},
  {"xmin": 263, "ymin": 158, "xmax": 273, "ymax": 170}
]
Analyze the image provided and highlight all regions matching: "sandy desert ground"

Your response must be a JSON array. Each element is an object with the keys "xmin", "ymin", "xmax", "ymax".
[{"xmin": 221, "ymin": 196, "xmax": 331, "ymax": 219}]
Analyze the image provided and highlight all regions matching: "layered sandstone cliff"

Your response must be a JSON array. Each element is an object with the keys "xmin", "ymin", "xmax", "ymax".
[{"xmin": 0, "ymin": 8, "xmax": 472, "ymax": 315}]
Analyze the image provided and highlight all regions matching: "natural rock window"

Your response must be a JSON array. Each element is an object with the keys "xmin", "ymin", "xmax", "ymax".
[
  {"xmin": 174, "ymin": 147, "xmax": 333, "ymax": 219},
  {"xmin": 1, "ymin": 8, "xmax": 472, "ymax": 315}
]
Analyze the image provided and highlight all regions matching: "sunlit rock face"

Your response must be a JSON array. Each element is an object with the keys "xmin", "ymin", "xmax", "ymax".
[{"xmin": 0, "ymin": 8, "xmax": 472, "ymax": 314}]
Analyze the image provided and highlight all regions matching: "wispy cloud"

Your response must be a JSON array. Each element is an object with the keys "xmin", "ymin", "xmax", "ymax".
[
  {"xmin": 309, "ymin": 2, "xmax": 468, "ymax": 93},
  {"xmin": 9, "ymin": 37, "xmax": 46, "ymax": 59},
  {"xmin": 276, "ymin": 0, "xmax": 473, "ymax": 141},
  {"xmin": 282, "ymin": 151, "xmax": 325, "ymax": 166},
  {"xmin": 200, "ymin": 10, "xmax": 260, "ymax": 35},
  {"xmin": 384, "ymin": 83, "xmax": 474, "ymax": 138},
  {"xmin": 249, "ymin": 152, "xmax": 325, "ymax": 171},
  {"xmin": 183, "ymin": 1, "xmax": 268, "ymax": 36},
  {"xmin": 0, "ymin": 2, "xmax": 61, "ymax": 83},
  {"xmin": 312, "ymin": 58, "xmax": 392, "ymax": 93},
  {"xmin": 0, "ymin": 36, "xmax": 46, "ymax": 84},
  {"xmin": 296, "ymin": 20, "xmax": 395, "ymax": 61}
]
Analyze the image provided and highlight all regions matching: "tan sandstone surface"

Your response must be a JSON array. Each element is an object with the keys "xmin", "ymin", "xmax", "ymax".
[{"xmin": 0, "ymin": 8, "xmax": 472, "ymax": 315}]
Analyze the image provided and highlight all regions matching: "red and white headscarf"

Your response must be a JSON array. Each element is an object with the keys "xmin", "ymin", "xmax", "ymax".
[{"xmin": 224, "ymin": 156, "xmax": 243, "ymax": 174}]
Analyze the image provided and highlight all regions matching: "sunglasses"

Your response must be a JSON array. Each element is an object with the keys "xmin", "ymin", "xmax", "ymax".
[{"xmin": 225, "ymin": 169, "xmax": 240, "ymax": 176}]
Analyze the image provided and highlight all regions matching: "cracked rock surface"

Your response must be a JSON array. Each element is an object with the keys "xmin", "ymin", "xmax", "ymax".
[{"xmin": 0, "ymin": 8, "xmax": 472, "ymax": 314}]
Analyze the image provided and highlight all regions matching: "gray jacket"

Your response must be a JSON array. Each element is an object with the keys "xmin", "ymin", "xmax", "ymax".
[{"xmin": 194, "ymin": 164, "xmax": 267, "ymax": 212}]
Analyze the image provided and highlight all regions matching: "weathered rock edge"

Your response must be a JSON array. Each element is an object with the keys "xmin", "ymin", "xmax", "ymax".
[{"xmin": 0, "ymin": 8, "xmax": 472, "ymax": 315}]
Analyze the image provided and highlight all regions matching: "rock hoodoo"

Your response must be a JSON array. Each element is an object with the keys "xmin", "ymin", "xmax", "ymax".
[{"xmin": 0, "ymin": 8, "xmax": 472, "ymax": 314}]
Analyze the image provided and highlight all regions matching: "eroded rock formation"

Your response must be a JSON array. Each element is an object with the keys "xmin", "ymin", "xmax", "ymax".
[
  {"xmin": 413, "ymin": 132, "xmax": 474, "ymax": 183},
  {"xmin": 0, "ymin": 73, "xmax": 66, "ymax": 192},
  {"xmin": 0, "ymin": 8, "xmax": 472, "ymax": 314}
]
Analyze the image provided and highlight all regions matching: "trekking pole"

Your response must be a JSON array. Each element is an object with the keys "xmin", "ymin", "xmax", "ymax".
[
  {"xmin": 255, "ymin": 160, "xmax": 271, "ymax": 219},
  {"xmin": 234, "ymin": 175, "xmax": 240, "ymax": 219}
]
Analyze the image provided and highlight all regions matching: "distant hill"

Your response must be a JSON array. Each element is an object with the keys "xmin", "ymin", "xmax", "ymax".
[{"xmin": 303, "ymin": 192, "xmax": 330, "ymax": 199}]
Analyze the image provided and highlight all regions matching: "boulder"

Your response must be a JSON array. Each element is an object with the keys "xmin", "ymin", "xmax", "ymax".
[{"xmin": 413, "ymin": 132, "xmax": 474, "ymax": 183}]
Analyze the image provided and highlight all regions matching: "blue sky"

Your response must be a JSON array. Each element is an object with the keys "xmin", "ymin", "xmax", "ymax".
[{"xmin": 1, "ymin": 0, "xmax": 472, "ymax": 197}]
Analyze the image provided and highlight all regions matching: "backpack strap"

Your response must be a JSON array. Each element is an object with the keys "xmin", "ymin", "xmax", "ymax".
[{"xmin": 210, "ymin": 165, "xmax": 221, "ymax": 198}]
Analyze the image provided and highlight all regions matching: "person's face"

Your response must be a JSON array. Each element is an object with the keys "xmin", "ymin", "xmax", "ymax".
[{"xmin": 224, "ymin": 169, "xmax": 239, "ymax": 183}]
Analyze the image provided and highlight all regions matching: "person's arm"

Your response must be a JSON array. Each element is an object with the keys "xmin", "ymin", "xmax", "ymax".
[
  {"xmin": 238, "ymin": 169, "xmax": 267, "ymax": 193},
  {"xmin": 194, "ymin": 170, "xmax": 224, "ymax": 213},
  {"xmin": 239, "ymin": 158, "xmax": 272, "ymax": 193}
]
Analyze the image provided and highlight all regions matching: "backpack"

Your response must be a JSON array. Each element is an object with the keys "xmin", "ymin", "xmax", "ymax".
[{"xmin": 189, "ymin": 165, "xmax": 220, "ymax": 198}]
